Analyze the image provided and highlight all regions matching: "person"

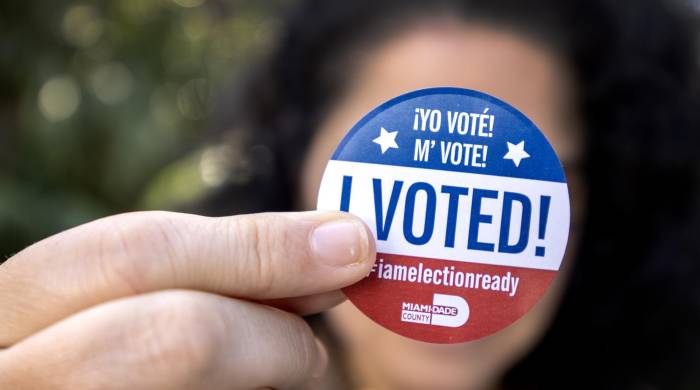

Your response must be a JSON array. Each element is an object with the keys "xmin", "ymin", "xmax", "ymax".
[{"xmin": 1, "ymin": 0, "xmax": 698, "ymax": 388}]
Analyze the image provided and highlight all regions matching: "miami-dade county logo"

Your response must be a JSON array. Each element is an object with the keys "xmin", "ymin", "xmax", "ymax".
[{"xmin": 401, "ymin": 293, "xmax": 469, "ymax": 328}]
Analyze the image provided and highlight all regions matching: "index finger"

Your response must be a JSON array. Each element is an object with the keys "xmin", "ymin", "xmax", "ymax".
[{"xmin": 0, "ymin": 210, "xmax": 375, "ymax": 346}]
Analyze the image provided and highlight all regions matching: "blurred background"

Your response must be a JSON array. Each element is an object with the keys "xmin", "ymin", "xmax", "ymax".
[
  {"xmin": 1, "ymin": 1, "xmax": 698, "ymax": 388},
  {"xmin": 1, "ymin": 0, "xmax": 700, "ymax": 260},
  {"xmin": 0, "ymin": 0, "xmax": 291, "ymax": 258}
]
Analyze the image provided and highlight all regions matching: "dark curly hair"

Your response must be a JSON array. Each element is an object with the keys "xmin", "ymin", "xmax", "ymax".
[{"xmin": 197, "ymin": 0, "xmax": 700, "ymax": 388}]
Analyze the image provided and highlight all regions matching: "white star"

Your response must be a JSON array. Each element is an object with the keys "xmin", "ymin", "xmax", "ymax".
[
  {"xmin": 503, "ymin": 140, "xmax": 530, "ymax": 167},
  {"xmin": 373, "ymin": 127, "xmax": 399, "ymax": 154}
]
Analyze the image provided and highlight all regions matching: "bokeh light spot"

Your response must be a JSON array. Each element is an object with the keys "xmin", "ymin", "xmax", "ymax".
[
  {"xmin": 89, "ymin": 62, "xmax": 134, "ymax": 104},
  {"xmin": 199, "ymin": 145, "xmax": 232, "ymax": 187},
  {"xmin": 62, "ymin": 5, "xmax": 103, "ymax": 48},
  {"xmin": 172, "ymin": 0, "xmax": 206, "ymax": 8},
  {"xmin": 38, "ymin": 76, "xmax": 81, "ymax": 122}
]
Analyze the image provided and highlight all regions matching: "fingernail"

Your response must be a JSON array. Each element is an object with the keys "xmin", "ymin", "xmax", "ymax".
[
  {"xmin": 312, "ymin": 337, "xmax": 329, "ymax": 379},
  {"xmin": 310, "ymin": 219, "xmax": 368, "ymax": 266}
]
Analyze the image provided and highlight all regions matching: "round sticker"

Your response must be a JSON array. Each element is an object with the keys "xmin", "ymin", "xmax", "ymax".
[{"xmin": 317, "ymin": 87, "xmax": 570, "ymax": 343}]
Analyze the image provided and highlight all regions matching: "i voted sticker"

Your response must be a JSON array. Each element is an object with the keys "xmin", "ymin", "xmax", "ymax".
[{"xmin": 317, "ymin": 87, "xmax": 570, "ymax": 343}]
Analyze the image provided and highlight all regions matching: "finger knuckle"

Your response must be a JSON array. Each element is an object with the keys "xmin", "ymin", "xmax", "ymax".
[
  {"xmin": 278, "ymin": 312, "xmax": 318, "ymax": 377},
  {"xmin": 229, "ymin": 214, "xmax": 296, "ymax": 295},
  {"xmin": 95, "ymin": 212, "xmax": 187, "ymax": 293},
  {"xmin": 137, "ymin": 292, "xmax": 224, "ymax": 380}
]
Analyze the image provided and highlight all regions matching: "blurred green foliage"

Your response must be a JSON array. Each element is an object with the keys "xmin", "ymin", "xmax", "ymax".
[{"xmin": 0, "ymin": 0, "xmax": 290, "ymax": 258}]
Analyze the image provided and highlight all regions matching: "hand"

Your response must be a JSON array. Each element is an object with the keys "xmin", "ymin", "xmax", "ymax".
[{"xmin": 0, "ymin": 210, "xmax": 375, "ymax": 389}]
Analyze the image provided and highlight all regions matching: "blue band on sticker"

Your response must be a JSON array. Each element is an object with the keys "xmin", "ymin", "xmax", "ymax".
[{"xmin": 331, "ymin": 87, "xmax": 566, "ymax": 183}]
